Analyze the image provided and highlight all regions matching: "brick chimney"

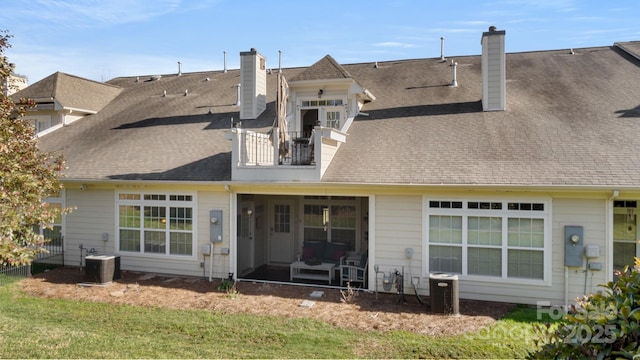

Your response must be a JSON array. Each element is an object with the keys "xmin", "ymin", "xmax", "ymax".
[
  {"xmin": 481, "ymin": 26, "xmax": 506, "ymax": 111},
  {"xmin": 239, "ymin": 48, "xmax": 267, "ymax": 119}
]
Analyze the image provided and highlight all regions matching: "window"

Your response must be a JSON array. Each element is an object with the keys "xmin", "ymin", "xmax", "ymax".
[
  {"xmin": 117, "ymin": 193, "xmax": 195, "ymax": 256},
  {"xmin": 326, "ymin": 111, "xmax": 341, "ymax": 129},
  {"xmin": 303, "ymin": 197, "xmax": 358, "ymax": 250},
  {"xmin": 34, "ymin": 195, "xmax": 64, "ymax": 247},
  {"xmin": 25, "ymin": 115, "xmax": 52, "ymax": 134},
  {"xmin": 299, "ymin": 99, "xmax": 346, "ymax": 131},
  {"xmin": 426, "ymin": 199, "xmax": 548, "ymax": 282}
]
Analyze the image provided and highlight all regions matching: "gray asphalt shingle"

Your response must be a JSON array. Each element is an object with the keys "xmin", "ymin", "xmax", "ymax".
[{"xmin": 35, "ymin": 43, "xmax": 640, "ymax": 187}]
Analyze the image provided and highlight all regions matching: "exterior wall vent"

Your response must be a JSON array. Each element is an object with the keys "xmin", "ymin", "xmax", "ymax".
[{"xmin": 481, "ymin": 26, "xmax": 506, "ymax": 111}]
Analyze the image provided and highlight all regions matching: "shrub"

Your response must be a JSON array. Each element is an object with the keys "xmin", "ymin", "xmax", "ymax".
[{"xmin": 529, "ymin": 257, "xmax": 640, "ymax": 359}]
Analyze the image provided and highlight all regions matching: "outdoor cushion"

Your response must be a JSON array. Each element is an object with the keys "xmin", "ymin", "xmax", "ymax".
[
  {"xmin": 302, "ymin": 241, "xmax": 346, "ymax": 264},
  {"xmin": 301, "ymin": 246, "xmax": 314, "ymax": 260},
  {"xmin": 324, "ymin": 242, "xmax": 347, "ymax": 264},
  {"xmin": 304, "ymin": 241, "xmax": 325, "ymax": 262}
]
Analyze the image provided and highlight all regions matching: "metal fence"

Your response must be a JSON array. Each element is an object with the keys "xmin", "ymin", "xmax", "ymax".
[
  {"xmin": 0, "ymin": 264, "xmax": 31, "ymax": 286},
  {"xmin": 0, "ymin": 236, "xmax": 64, "ymax": 286},
  {"xmin": 36, "ymin": 236, "xmax": 64, "ymax": 266}
]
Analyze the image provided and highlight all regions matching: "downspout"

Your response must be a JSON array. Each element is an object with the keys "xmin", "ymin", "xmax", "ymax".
[
  {"xmin": 228, "ymin": 185, "xmax": 235, "ymax": 281},
  {"xmin": 606, "ymin": 190, "xmax": 619, "ymax": 282}
]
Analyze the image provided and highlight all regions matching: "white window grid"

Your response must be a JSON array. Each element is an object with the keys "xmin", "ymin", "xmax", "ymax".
[
  {"xmin": 116, "ymin": 192, "xmax": 196, "ymax": 257},
  {"xmin": 425, "ymin": 198, "xmax": 550, "ymax": 283}
]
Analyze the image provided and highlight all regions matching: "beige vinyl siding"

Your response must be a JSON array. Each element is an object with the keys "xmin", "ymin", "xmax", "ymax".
[
  {"xmin": 373, "ymin": 195, "xmax": 423, "ymax": 289},
  {"xmin": 551, "ymin": 197, "xmax": 607, "ymax": 305},
  {"xmin": 64, "ymin": 189, "xmax": 116, "ymax": 266},
  {"xmin": 119, "ymin": 190, "xmax": 231, "ymax": 278},
  {"xmin": 197, "ymin": 190, "xmax": 231, "ymax": 279},
  {"xmin": 64, "ymin": 187, "xmax": 232, "ymax": 278},
  {"xmin": 371, "ymin": 192, "xmax": 610, "ymax": 305},
  {"xmin": 319, "ymin": 137, "xmax": 339, "ymax": 178},
  {"xmin": 422, "ymin": 196, "xmax": 606, "ymax": 306}
]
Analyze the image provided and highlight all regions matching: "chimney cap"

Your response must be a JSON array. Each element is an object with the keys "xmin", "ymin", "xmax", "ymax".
[
  {"xmin": 482, "ymin": 26, "xmax": 506, "ymax": 37},
  {"xmin": 240, "ymin": 48, "xmax": 262, "ymax": 56}
]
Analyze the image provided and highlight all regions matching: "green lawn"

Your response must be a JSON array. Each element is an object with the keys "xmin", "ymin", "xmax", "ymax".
[{"xmin": 0, "ymin": 279, "xmax": 546, "ymax": 358}]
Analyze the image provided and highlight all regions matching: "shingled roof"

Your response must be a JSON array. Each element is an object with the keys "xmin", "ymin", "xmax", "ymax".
[
  {"xmin": 36, "ymin": 43, "xmax": 640, "ymax": 188},
  {"xmin": 13, "ymin": 72, "xmax": 122, "ymax": 112},
  {"xmin": 289, "ymin": 55, "xmax": 353, "ymax": 82},
  {"xmin": 323, "ymin": 44, "xmax": 640, "ymax": 186}
]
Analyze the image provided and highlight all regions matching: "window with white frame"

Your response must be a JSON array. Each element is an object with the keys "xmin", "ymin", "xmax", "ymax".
[
  {"xmin": 302, "ymin": 196, "xmax": 358, "ymax": 250},
  {"xmin": 34, "ymin": 193, "xmax": 64, "ymax": 246},
  {"xmin": 299, "ymin": 99, "xmax": 346, "ymax": 131},
  {"xmin": 25, "ymin": 115, "xmax": 52, "ymax": 134},
  {"xmin": 426, "ymin": 199, "xmax": 548, "ymax": 281},
  {"xmin": 117, "ymin": 193, "xmax": 195, "ymax": 256}
]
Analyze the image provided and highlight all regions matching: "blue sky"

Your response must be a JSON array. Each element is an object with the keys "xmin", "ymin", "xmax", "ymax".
[{"xmin": 2, "ymin": 0, "xmax": 638, "ymax": 84}]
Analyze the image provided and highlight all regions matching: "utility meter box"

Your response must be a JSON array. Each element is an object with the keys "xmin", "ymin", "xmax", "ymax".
[
  {"xmin": 584, "ymin": 245, "xmax": 600, "ymax": 258},
  {"xmin": 210, "ymin": 210, "xmax": 223, "ymax": 243},
  {"xmin": 564, "ymin": 225, "xmax": 584, "ymax": 267}
]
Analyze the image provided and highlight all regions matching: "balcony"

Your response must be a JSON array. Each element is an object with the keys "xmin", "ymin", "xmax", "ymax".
[{"xmin": 228, "ymin": 126, "xmax": 347, "ymax": 182}]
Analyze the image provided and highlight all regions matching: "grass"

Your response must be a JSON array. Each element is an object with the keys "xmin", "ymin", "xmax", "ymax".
[{"xmin": 0, "ymin": 279, "xmax": 549, "ymax": 358}]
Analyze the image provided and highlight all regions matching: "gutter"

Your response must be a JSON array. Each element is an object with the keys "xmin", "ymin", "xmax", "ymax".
[{"xmin": 59, "ymin": 178, "xmax": 640, "ymax": 193}]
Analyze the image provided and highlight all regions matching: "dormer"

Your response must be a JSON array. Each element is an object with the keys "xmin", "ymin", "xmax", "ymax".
[
  {"xmin": 287, "ymin": 55, "xmax": 374, "ymax": 136},
  {"xmin": 11, "ymin": 72, "xmax": 122, "ymax": 136},
  {"xmin": 229, "ymin": 54, "xmax": 375, "ymax": 182}
]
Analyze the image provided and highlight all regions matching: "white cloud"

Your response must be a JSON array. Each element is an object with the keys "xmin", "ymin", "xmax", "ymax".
[
  {"xmin": 373, "ymin": 42, "xmax": 417, "ymax": 48},
  {"xmin": 6, "ymin": 0, "xmax": 221, "ymax": 28}
]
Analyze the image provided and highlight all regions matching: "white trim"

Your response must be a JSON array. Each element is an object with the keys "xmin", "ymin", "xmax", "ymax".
[
  {"xmin": 423, "ymin": 196, "xmax": 552, "ymax": 286},
  {"xmin": 115, "ymin": 191, "xmax": 198, "ymax": 260},
  {"xmin": 368, "ymin": 194, "xmax": 376, "ymax": 291},
  {"xmin": 43, "ymin": 191, "xmax": 65, "ymax": 243}
]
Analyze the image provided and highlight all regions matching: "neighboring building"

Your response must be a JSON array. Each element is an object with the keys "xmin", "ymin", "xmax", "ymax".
[
  {"xmin": 11, "ymin": 72, "xmax": 121, "ymax": 136},
  {"xmin": 3, "ymin": 73, "xmax": 28, "ymax": 96},
  {"xmin": 26, "ymin": 27, "xmax": 640, "ymax": 306}
]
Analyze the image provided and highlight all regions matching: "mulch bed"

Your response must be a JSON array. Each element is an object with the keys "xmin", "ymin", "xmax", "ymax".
[{"xmin": 19, "ymin": 267, "xmax": 516, "ymax": 337}]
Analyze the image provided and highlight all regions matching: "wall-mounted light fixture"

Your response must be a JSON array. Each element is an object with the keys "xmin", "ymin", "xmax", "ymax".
[
  {"xmin": 79, "ymin": 184, "xmax": 87, "ymax": 190},
  {"xmin": 247, "ymin": 209, "xmax": 253, "ymax": 216},
  {"xmin": 318, "ymin": 89, "xmax": 323, "ymax": 98}
]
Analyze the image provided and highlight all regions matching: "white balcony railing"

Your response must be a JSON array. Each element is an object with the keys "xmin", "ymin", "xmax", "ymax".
[
  {"xmin": 237, "ymin": 129, "xmax": 316, "ymax": 166},
  {"xmin": 228, "ymin": 126, "xmax": 347, "ymax": 181}
]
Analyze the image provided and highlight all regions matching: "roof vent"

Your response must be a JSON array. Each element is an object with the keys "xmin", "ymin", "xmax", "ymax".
[
  {"xmin": 440, "ymin": 37, "xmax": 446, "ymax": 61},
  {"xmin": 135, "ymin": 76, "xmax": 139, "ymax": 82},
  {"xmin": 184, "ymin": 89, "xmax": 188, "ymax": 96},
  {"xmin": 223, "ymin": 51, "xmax": 227, "ymax": 73},
  {"xmin": 205, "ymin": 77, "xmax": 210, "ymax": 81},
  {"xmin": 177, "ymin": 61, "xmax": 182, "ymax": 76},
  {"xmin": 162, "ymin": 90, "xmax": 167, "ymax": 97},
  {"xmin": 374, "ymin": 61, "xmax": 378, "ymax": 68},
  {"xmin": 450, "ymin": 59, "xmax": 458, "ymax": 87},
  {"xmin": 570, "ymin": 48, "xmax": 575, "ymax": 55},
  {"xmin": 150, "ymin": 75, "xmax": 161, "ymax": 81}
]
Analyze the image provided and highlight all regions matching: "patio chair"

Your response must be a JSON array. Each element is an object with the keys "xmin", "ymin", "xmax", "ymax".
[{"xmin": 339, "ymin": 252, "xmax": 368, "ymax": 287}]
